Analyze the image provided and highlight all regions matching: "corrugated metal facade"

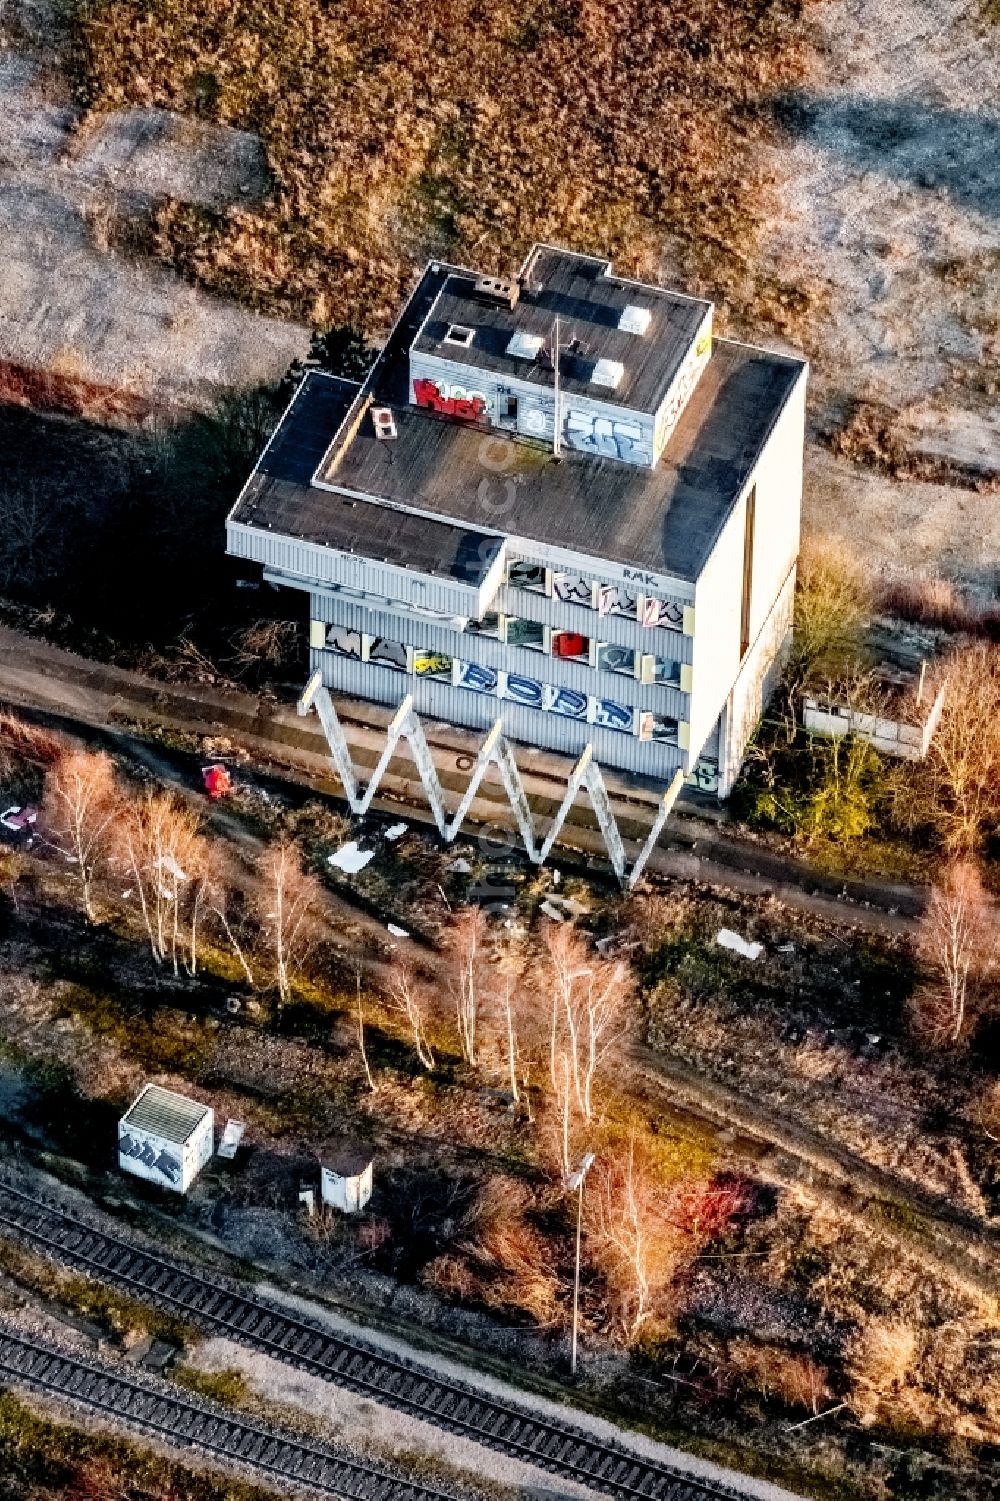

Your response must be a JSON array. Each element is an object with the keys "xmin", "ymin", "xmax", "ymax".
[
  {"xmin": 311, "ymin": 645, "xmax": 688, "ymax": 779},
  {"xmin": 227, "ymin": 520, "xmax": 498, "ymax": 618},
  {"xmin": 309, "ymin": 590, "xmax": 691, "ymax": 727}
]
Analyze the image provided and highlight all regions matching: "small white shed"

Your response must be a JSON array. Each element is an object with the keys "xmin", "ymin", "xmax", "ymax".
[
  {"xmin": 118, "ymin": 1084, "xmax": 214, "ymax": 1194},
  {"xmin": 320, "ymin": 1142, "xmax": 374, "ymax": 1215}
]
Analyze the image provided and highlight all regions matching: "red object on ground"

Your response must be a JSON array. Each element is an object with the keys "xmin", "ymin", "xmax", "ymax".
[{"xmin": 201, "ymin": 765, "xmax": 232, "ymax": 799}]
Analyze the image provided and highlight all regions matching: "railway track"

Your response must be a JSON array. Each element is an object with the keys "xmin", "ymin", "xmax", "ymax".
[
  {"xmin": 0, "ymin": 1176, "xmax": 744, "ymax": 1501},
  {"xmin": 0, "ymin": 1321, "xmax": 462, "ymax": 1501}
]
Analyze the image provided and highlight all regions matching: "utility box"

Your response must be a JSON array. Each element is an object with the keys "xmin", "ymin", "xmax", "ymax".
[
  {"xmin": 118, "ymin": 1084, "xmax": 214, "ymax": 1194},
  {"xmin": 320, "ymin": 1142, "xmax": 374, "ymax": 1215}
]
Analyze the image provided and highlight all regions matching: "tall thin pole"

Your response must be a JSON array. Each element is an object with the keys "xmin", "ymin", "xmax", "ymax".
[
  {"xmin": 552, "ymin": 314, "xmax": 561, "ymax": 459},
  {"xmin": 571, "ymin": 1170, "xmax": 583, "ymax": 1375}
]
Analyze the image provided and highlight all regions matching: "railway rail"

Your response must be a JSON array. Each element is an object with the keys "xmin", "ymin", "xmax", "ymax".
[
  {"xmin": 0, "ymin": 1321, "xmax": 462, "ymax": 1501},
  {"xmin": 0, "ymin": 1176, "xmax": 744, "ymax": 1501}
]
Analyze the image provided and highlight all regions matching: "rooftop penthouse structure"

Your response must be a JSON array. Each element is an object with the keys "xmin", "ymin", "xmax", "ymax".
[{"xmin": 228, "ymin": 245, "xmax": 807, "ymax": 797}]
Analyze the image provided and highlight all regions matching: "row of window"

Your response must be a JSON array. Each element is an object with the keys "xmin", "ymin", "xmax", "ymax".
[
  {"xmin": 468, "ymin": 614, "xmax": 685, "ymax": 688},
  {"xmin": 507, "ymin": 561, "xmax": 687, "ymax": 632},
  {"xmin": 324, "ymin": 627, "xmax": 681, "ymax": 744}
]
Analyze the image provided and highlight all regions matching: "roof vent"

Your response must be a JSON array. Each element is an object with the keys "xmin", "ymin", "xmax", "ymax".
[
  {"xmin": 475, "ymin": 274, "xmax": 519, "ymax": 310},
  {"xmin": 619, "ymin": 304, "xmax": 652, "ymax": 335},
  {"xmin": 371, "ymin": 407, "xmax": 397, "ymax": 440},
  {"xmin": 507, "ymin": 331, "xmax": 544, "ymax": 360},
  {"xmin": 591, "ymin": 358, "xmax": 625, "ymax": 390}
]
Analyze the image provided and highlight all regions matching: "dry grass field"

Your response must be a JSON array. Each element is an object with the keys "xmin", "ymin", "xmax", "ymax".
[{"xmin": 67, "ymin": 0, "xmax": 817, "ymax": 334}]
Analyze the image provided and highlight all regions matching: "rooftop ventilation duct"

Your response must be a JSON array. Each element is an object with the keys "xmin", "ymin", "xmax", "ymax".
[
  {"xmin": 475, "ymin": 275, "xmax": 519, "ymax": 310},
  {"xmin": 506, "ymin": 331, "xmax": 544, "ymax": 360}
]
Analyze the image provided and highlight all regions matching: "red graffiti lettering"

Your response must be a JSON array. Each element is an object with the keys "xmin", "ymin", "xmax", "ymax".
[{"xmin": 413, "ymin": 378, "xmax": 486, "ymax": 422}]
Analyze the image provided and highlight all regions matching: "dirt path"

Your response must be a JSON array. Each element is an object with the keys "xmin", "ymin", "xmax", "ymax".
[
  {"xmin": 0, "ymin": 624, "xmax": 924, "ymax": 936},
  {"xmin": 0, "ymin": 0, "xmax": 307, "ymax": 414},
  {"xmin": 631, "ymin": 1047, "xmax": 1000, "ymax": 1302}
]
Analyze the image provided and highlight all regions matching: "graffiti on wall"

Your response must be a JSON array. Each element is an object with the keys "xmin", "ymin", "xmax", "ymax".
[
  {"xmin": 564, "ymin": 408, "xmax": 652, "ymax": 465},
  {"xmin": 655, "ymin": 336, "xmax": 711, "ymax": 454},
  {"xmin": 327, "ymin": 626, "xmax": 364, "ymax": 661},
  {"xmin": 119, "ymin": 1130, "xmax": 181, "ymax": 1186},
  {"xmin": 413, "ymin": 378, "xmax": 488, "ymax": 422},
  {"xmin": 642, "ymin": 596, "xmax": 684, "ymax": 631},
  {"xmin": 553, "ymin": 572, "xmax": 593, "ymax": 608}
]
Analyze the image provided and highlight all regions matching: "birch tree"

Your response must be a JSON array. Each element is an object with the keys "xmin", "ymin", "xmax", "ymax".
[
  {"xmin": 43, "ymin": 748, "xmax": 118, "ymax": 920},
  {"xmin": 543, "ymin": 926, "xmax": 630, "ymax": 1119},
  {"xmin": 387, "ymin": 966, "xmax": 435, "ymax": 1070},
  {"xmin": 257, "ymin": 839, "xmax": 321, "ymax": 1004},
  {"xmin": 119, "ymin": 789, "xmax": 203, "ymax": 971},
  {"xmin": 589, "ymin": 1137, "xmax": 682, "ymax": 1341},
  {"xmin": 443, "ymin": 906, "xmax": 488, "ymax": 1065},
  {"xmin": 911, "ymin": 859, "xmax": 994, "ymax": 1045}
]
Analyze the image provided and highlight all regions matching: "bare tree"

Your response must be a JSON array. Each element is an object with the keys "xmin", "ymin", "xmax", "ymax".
[
  {"xmin": 543, "ymin": 926, "xmax": 630, "ymax": 1120},
  {"xmin": 911, "ymin": 859, "xmax": 994, "ymax": 1045},
  {"xmin": 256, "ymin": 840, "xmax": 322, "ymax": 1004},
  {"xmin": 206, "ymin": 881, "xmax": 256, "ymax": 987},
  {"xmin": 356, "ymin": 966, "xmax": 375, "ymax": 1091},
  {"xmin": 42, "ymin": 748, "xmax": 118, "ymax": 921},
  {"xmin": 443, "ymin": 906, "xmax": 488, "ymax": 1065},
  {"xmin": 386, "ymin": 967, "xmax": 435, "ymax": 1070},
  {"xmin": 589, "ymin": 1136, "xmax": 681, "ymax": 1341},
  {"xmin": 912, "ymin": 642, "xmax": 1000, "ymax": 853},
  {"xmin": 119, "ymin": 789, "xmax": 203, "ymax": 971}
]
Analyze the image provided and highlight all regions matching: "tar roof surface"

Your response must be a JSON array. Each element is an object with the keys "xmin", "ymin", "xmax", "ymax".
[
  {"xmin": 234, "ymin": 259, "xmax": 805, "ymax": 585},
  {"xmin": 230, "ymin": 373, "xmax": 502, "ymax": 587},
  {"xmin": 325, "ymin": 338, "xmax": 803, "ymax": 583},
  {"xmin": 123, "ymin": 1085, "xmax": 210, "ymax": 1144},
  {"xmin": 412, "ymin": 246, "xmax": 710, "ymax": 414}
]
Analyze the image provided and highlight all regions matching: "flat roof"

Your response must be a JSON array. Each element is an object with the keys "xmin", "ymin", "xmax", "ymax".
[
  {"xmin": 328, "ymin": 340, "xmax": 803, "ymax": 583},
  {"xmin": 231, "ymin": 374, "xmax": 503, "ymax": 587},
  {"xmin": 234, "ymin": 256, "xmax": 805, "ymax": 585},
  {"xmin": 122, "ymin": 1084, "xmax": 211, "ymax": 1144},
  {"xmin": 412, "ymin": 247, "xmax": 711, "ymax": 414}
]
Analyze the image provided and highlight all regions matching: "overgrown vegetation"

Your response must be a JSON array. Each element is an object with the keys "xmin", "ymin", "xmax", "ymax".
[
  {"xmin": 0, "ymin": 1389, "xmax": 275, "ymax": 1501},
  {"xmin": 67, "ymin": 0, "xmax": 819, "ymax": 334}
]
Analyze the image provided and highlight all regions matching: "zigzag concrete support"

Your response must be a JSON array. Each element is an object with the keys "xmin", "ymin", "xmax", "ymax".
[{"xmin": 297, "ymin": 674, "xmax": 681, "ymax": 886}]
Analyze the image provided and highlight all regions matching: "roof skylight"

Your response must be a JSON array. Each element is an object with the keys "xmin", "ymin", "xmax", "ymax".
[
  {"xmin": 619, "ymin": 304, "xmax": 652, "ymax": 335},
  {"xmin": 591, "ymin": 358, "xmax": 625, "ymax": 390}
]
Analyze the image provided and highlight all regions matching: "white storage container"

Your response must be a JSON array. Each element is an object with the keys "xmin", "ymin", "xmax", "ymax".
[{"xmin": 118, "ymin": 1084, "xmax": 214, "ymax": 1194}]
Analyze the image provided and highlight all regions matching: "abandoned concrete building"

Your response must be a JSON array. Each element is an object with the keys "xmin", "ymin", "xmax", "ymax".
[{"xmin": 228, "ymin": 245, "xmax": 808, "ymax": 797}]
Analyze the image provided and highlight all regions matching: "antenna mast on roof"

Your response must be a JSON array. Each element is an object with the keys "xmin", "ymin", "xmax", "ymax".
[{"xmin": 552, "ymin": 315, "xmax": 561, "ymax": 459}]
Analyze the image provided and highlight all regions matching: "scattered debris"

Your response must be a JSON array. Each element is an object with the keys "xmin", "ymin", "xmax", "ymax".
[
  {"xmin": 540, "ymin": 900, "xmax": 566, "ymax": 922},
  {"xmin": 217, "ymin": 1119, "xmax": 246, "ymax": 1160},
  {"xmin": 715, "ymin": 928, "xmax": 764, "ymax": 962},
  {"xmin": 225, "ymin": 996, "xmax": 242, "ymax": 1015},
  {"xmin": 446, "ymin": 857, "xmax": 473, "ymax": 874},
  {"xmin": 298, "ymin": 1188, "xmax": 315, "ymax": 1216},
  {"xmin": 0, "ymin": 805, "xmax": 38, "ymax": 833},
  {"xmin": 384, "ymin": 822, "xmax": 408, "ymax": 841},
  {"xmin": 777, "ymin": 942, "xmax": 796, "ymax": 954},
  {"xmin": 387, "ymin": 923, "xmax": 409, "ymax": 938},
  {"xmin": 544, "ymin": 894, "xmax": 590, "ymax": 919},
  {"xmin": 201, "ymin": 763, "xmax": 233, "ymax": 799},
  {"xmin": 328, "ymin": 841, "xmax": 375, "ymax": 874}
]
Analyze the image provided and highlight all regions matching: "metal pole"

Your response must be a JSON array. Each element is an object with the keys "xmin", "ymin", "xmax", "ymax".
[{"xmin": 571, "ymin": 1171, "xmax": 583, "ymax": 1376}]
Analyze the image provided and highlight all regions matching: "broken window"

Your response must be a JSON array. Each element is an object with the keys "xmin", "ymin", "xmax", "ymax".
[{"xmin": 507, "ymin": 560, "xmax": 549, "ymax": 594}]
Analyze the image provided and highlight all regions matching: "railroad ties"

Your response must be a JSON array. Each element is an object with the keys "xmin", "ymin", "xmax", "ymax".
[
  {"xmin": 0, "ymin": 1323, "xmax": 458, "ymax": 1501},
  {"xmin": 0, "ymin": 1176, "xmax": 743, "ymax": 1501}
]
